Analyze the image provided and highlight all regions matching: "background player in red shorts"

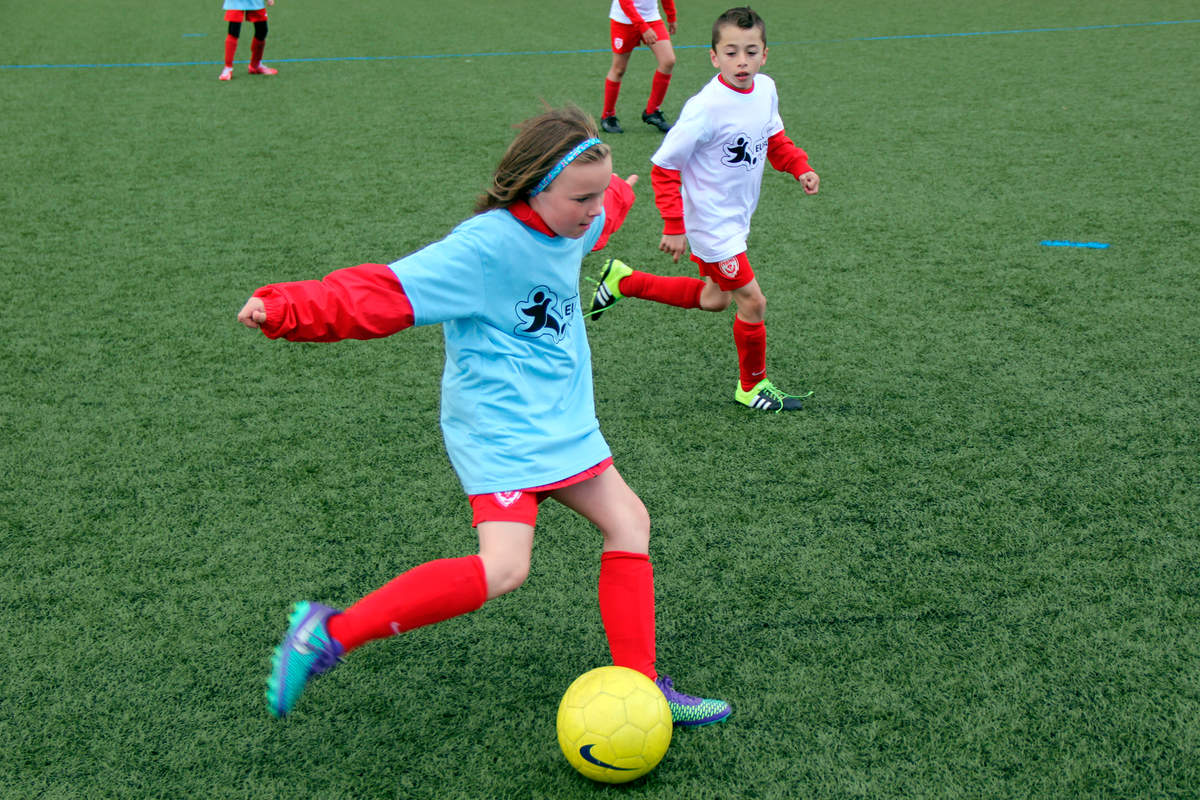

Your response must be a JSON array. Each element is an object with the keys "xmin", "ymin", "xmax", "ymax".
[
  {"xmin": 601, "ymin": 0, "xmax": 679, "ymax": 134},
  {"xmin": 219, "ymin": 0, "xmax": 278, "ymax": 81}
]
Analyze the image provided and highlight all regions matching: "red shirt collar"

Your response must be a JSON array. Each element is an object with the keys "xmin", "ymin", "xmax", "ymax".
[
  {"xmin": 508, "ymin": 200, "xmax": 556, "ymax": 237},
  {"xmin": 717, "ymin": 73, "xmax": 755, "ymax": 94}
]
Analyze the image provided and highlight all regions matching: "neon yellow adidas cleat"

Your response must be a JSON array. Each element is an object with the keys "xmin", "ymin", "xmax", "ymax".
[
  {"xmin": 586, "ymin": 258, "xmax": 632, "ymax": 320},
  {"xmin": 735, "ymin": 378, "xmax": 812, "ymax": 412}
]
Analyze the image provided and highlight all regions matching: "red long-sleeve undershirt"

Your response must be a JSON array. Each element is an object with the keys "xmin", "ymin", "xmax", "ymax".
[
  {"xmin": 617, "ymin": 0, "xmax": 676, "ymax": 32},
  {"xmin": 651, "ymin": 130, "xmax": 812, "ymax": 235},
  {"xmin": 253, "ymin": 173, "xmax": 635, "ymax": 342}
]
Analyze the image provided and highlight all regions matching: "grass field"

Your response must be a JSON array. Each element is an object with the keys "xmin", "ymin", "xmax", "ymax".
[{"xmin": 3, "ymin": 1, "xmax": 1198, "ymax": 798}]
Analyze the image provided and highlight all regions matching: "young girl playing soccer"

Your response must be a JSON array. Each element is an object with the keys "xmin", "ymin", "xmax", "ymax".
[
  {"xmin": 590, "ymin": 6, "xmax": 820, "ymax": 412},
  {"xmin": 237, "ymin": 106, "xmax": 730, "ymax": 726},
  {"xmin": 219, "ymin": 0, "xmax": 278, "ymax": 81},
  {"xmin": 601, "ymin": 0, "xmax": 679, "ymax": 134}
]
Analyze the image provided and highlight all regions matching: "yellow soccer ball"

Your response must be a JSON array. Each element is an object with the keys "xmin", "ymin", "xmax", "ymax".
[{"xmin": 556, "ymin": 666, "xmax": 673, "ymax": 783}]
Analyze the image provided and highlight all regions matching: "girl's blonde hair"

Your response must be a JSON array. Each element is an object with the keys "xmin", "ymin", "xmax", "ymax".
[{"xmin": 475, "ymin": 105, "xmax": 611, "ymax": 214}]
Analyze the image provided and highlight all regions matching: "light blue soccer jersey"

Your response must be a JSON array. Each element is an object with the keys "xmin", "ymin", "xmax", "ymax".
[
  {"xmin": 388, "ymin": 209, "xmax": 611, "ymax": 495},
  {"xmin": 223, "ymin": 0, "xmax": 268, "ymax": 10}
]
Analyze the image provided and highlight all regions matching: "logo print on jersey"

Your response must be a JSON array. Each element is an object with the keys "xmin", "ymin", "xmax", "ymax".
[
  {"xmin": 721, "ymin": 134, "xmax": 761, "ymax": 169},
  {"xmin": 718, "ymin": 257, "xmax": 740, "ymax": 278},
  {"xmin": 514, "ymin": 285, "xmax": 574, "ymax": 342}
]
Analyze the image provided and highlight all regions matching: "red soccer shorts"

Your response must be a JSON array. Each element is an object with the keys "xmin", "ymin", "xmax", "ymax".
[
  {"xmin": 224, "ymin": 9, "xmax": 268, "ymax": 22},
  {"xmin": 692, "ymin": 251, "xmax": 755, "ymax": 291},
  {"xmin": 468, "ymin": 458, "xmax": 614, "ymax": 526},
  {"xmin": 609, "ymin": 18, "xmax": 670, "ymax": 54}
]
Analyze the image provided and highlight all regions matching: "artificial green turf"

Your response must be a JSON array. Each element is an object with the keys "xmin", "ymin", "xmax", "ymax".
[{"xmin": 2, "ymin": 1, "xmax": 1198, "ymax": 797}]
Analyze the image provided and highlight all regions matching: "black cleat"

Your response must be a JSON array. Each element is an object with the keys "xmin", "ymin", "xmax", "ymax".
[
  {"xmin": 601, "ymin": 115, "xmax": 624, "ymax": 134},
  {"xmin": 642, "ymin": 109, "xmax": 672, "ymax": 132}
]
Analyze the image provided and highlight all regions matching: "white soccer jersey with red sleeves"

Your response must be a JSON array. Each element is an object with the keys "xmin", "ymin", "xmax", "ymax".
[
  {"xmin": 650, "ymin": 73, "xmax": 785, "ymax": 263},
  {"xmin": 609, "ymin": 0, "xmax": 662, "ymax": 25}
]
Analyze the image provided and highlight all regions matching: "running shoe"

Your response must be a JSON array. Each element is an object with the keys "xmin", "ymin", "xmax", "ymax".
[
  {"xmin": 655, "ymin": 675, "xmax": 731, "ymax": 726},
  {"xmin": 265, "ymin": 601, "xmax": 344, "ymax": 718},
  {"xmin": 586, "ymin": 258, "xmax": 632, "ymax": 320},
  {"xmin": 735, "ymin": 378, "xmax": 812, "ymax": 412}
]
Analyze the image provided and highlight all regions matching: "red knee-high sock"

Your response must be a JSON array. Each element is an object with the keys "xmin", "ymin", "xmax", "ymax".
[
  {"xmin": 603, "ymin": 79, "xmax": 622, "ymax": 119},
  {"xmin": 598, "ymin": 551, "xmax": 657, "ymax": 681},
  {"xmin": 618, "ymin": 270, "xmax": 704, "ymax": 309},
  {"xmin": 326, "ymin": 555, "xmax": 488, "ymax": 653},
  {"xmin": 250, "ymin": 37, "xmax": 265, "ymax": 68},
  {"xmin": 733, "ymin": 316, "xmax": 767, "ymax": 391},
  {"xmin": 645, "ymin": 70, "xmax": 672, "ymax": 114},
  {"xmin": 224, "ymin": 34, "xmax": 239, "ymax": 68}
]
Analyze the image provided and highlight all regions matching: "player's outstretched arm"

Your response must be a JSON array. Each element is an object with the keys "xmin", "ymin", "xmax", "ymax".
[{"xmin": 236, "ymin": 264, "xmax": 415, "ymax": 342}]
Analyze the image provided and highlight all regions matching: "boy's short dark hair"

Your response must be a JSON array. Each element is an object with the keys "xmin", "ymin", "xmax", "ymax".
[{"xmin": 711, "ymin": 6, "xmax": 766, "ymax": 49}]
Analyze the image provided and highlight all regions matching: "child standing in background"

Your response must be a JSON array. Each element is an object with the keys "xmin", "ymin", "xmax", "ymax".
[
  {"xmin": 601, "ymin": 0, "xmax": 679, "ymax": 134},
  {"xmin": 237, "ymin": 106, "xmax": 731, "ymax": 727},
  {"xmin": 220, "ymin": 0, "xmax": 278, "ymax": 81},
  {"xmin": 590, "ymin": 7, "xmax": 820, "ymax": 412}
]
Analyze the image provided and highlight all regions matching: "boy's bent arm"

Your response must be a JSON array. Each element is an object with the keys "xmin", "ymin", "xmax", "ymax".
[
  {"xmin": 252, "ymin": 263, "xmax": 415, "ymax": 342},
  {"xmin": 650, "ymin": 164, "xmax": 686, "ymax": 235},
  {"xmin": 616, "ymin": 0, "xmax": 650, "ymax": 33},
  {"xmin": 767, "ymin": 131, "xmax": 813, "ymax": 179}
]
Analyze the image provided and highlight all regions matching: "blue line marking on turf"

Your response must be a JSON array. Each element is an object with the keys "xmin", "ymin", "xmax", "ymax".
[
  {"xmin": 182, "ymin": 33, "xmax": 207, "ymax": 38},
  {"xmin": 4, "ymin": 18, "xmax": 1198, "ymax": 70},
  {"xmin": 1041, "ymin": 240, "xmax": 1110, "ymax": 249}
]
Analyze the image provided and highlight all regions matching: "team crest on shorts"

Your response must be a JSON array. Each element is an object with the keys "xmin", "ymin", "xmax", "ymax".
[
  {"xmin": 494, "ymin": 491, "xmax": 522, "ymax": 507},
  {"xmin": 718, "ymin": 257, "xmax": 741, "ymax": 278},
  {"xmin": 614, "ymin": 37, "xmax": 624, "ymax": 49}
]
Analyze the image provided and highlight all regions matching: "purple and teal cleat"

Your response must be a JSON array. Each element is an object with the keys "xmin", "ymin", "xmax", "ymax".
[
  {"xmin": 655, "ymin": 675, "xmax": 731, "ymax": 726},
  {"xmin": 266, "ymin": 601, "xmax": 344, "ymax": 718}
]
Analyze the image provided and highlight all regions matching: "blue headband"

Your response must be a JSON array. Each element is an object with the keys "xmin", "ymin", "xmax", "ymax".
[{"xmin": 529, "ymin": 137, "xmax": 603, "ymax": 197}]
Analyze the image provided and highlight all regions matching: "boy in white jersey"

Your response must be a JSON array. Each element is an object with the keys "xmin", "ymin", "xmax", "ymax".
[
  {"xmin": 589, "ymin": 6, "xmax": 819, "ymax": 412},
  {"xmin": 601, "ymin": 0, "xmax": 679, "ymax": 134}
]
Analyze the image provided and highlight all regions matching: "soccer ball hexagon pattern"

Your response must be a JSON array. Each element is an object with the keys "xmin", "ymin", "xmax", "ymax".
[{"xmin": 556, "ymin": 666, "xmax": 672, "ymax": 783}]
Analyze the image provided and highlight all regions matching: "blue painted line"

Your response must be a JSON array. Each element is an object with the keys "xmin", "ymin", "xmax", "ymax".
[
  {"xmin": 4, "ymin": 19, "xmax": 1197, "ymax": 70},
  {"xmin": 1041, "ymin": 240, "xmax": 1110, "ymax": 249},
  {"xmin": 182, "ymin": 33, "xmax": 207, "ymax": 38}
]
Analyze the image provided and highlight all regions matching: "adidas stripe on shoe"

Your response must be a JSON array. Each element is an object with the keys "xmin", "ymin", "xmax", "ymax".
[{"xmin": 734, "ymin": 378, "xmax": 812, "ymax": 412}]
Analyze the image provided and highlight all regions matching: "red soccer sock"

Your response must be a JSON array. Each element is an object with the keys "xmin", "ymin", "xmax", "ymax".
[
  {"xmin": 326, "ymin": 555, "xmax": 488, "ymax": 653},
  {"xmin": 733, "ymin": 316, "xmax": 767, "ymax": 391},
  {"xmin": 598, "ymin": 551, "xmax": 657, "ymax": 681},
  {"xmin": 603, "ymin": 79, "xmax": 621, "ymax": 119},
  {"xmin": 645, "ymin": 70, "xmax": 672, "ymax": 114},
  {"xmin": 224, "ymin": 34, "xmax": 239, "ymax": 68},
  {"xmin": 250, "ymin": 37, "xmax": 265, "ymax": 68},
  {"xmin": 618, "ymin": 270, "xmax": 704, "ymax": 309}
]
